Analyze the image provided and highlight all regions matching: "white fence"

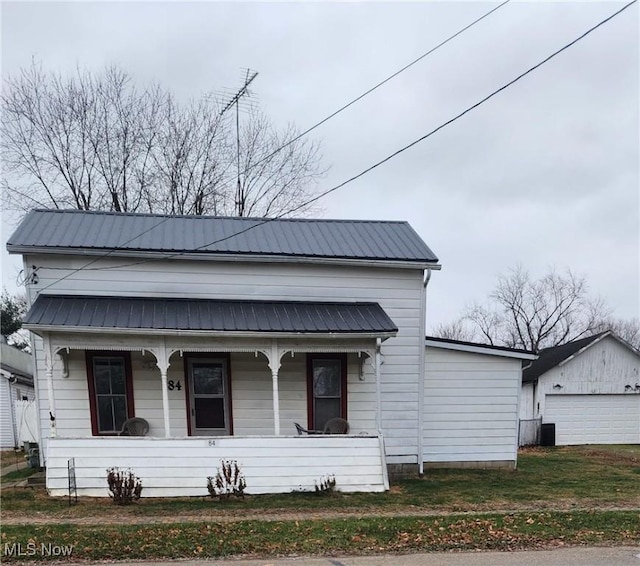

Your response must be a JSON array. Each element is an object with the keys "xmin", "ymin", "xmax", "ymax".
[
  {"xmin": 518, "ymin": 418, "xmax": 542, "ymax": 447},
  {"xmin": 14, "ymin": 400, "xmax": 39, "ymax": 444}
]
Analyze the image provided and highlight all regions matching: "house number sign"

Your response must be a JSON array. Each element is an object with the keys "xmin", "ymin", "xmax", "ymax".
[{"xmin": 167, "ymin": 380, "xmax": 182, "ymax": 391}]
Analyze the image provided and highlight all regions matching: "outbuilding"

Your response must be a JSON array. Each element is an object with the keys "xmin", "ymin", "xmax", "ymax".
[{"xmin": 520, "ymin": 331, "xmax": 640, "ymax": 445}]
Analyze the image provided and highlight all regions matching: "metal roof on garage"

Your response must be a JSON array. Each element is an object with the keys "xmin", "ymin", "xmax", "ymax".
[
  {"xmin": 7, "ymin": 209, "xmax": 439, "ymax": 264},
  {"xmin": 23, "ymin": 295, "xmax": 398, "ymax": 335},
  {"xmin": 522, "ymin": 332, "xmax": 610, "ymax": 383}
]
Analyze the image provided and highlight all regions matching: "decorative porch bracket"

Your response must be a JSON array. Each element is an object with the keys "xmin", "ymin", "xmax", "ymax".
[{"xmin": 266, "ymin": 340, "xmax": 378, "ymax": 436}]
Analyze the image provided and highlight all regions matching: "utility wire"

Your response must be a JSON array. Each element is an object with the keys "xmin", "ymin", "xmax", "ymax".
[
  {"xmin": 239, "ymin": 0, "xmax": 512, "ymax": 174},
  {"xmin": 35, "ymin": 0, "xmax": 635, "ymax": 292},
  {"xmin": 284, "ymin": 0, "xmax": 638, "ymax": 214},
  {"xmin": 34, "ymin": 3, "xmax": 512, "ymax": 291},
  {"xmin": 158, "ymin": 0, "xmax": 513, "ymax": 211}
]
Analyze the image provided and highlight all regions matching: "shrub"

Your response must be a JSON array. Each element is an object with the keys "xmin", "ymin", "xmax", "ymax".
[
  {"xmin": 314, "ymin": 474, "xmax": 336, "ymax": 495},
  {"xmin": 106, "ymin": 468, "xmax": 143, "ymax": 505},
  {"xmin": 207, "ymin": 459, "xmax": 247, "ymax": 499}
]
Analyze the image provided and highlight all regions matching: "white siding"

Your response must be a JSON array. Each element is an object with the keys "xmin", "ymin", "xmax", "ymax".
[
  {"xmin": 1, "ymin": 344, "xmax": 35, "ymax": 448},
  {"xmin": 1, "ymin": 378, "xmax": 16, "ymax": 448},
  {"xmin": 423, "ymin": 346, "xmax": 521, "ymax": 466},
  {"xmin": 534, "ymin": 336, "xmax": 640, "ymax": 422},
  {"xmin": 32, "ymin": 347, "xmax": 376, "ymax": 457},
  {"xmin": 46, "ymin": 435, "xmax": 388, "ymax": 496},
  {"xmin": 26, "ymin": 254, "xmax": 424, "ymax": 462}
]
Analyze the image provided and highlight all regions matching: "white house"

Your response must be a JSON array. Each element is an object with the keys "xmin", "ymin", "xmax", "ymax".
[
  {"xmin": 520, "ymin": 331, "xmax": 640, "ymax": 445},
  {"xmin": 7, "ymin": 208, "xmax": 534, "ymax": 497},
  {"xmin": 1, "ymin": 342, "xmax": 35, "ymax": 448}
]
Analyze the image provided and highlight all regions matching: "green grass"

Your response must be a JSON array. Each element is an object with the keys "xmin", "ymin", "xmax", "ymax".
[
  {"xmin": 2, "ymin": 510, "xmax": 638, "ymax": 561},
  {"xmin": 1, "ymin": 447, "xmax": 638, "ymax": 562},
  {"xmin": 2, "ymin": 446, "xmax": 638, "ymax": 519},
  {"xmin": 1, "ymin": 467, "xmax": 36, "ymax": 482}
]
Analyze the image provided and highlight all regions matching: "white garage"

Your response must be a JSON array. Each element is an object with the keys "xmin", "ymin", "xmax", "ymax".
[
  {"xmin": 545, "ymin": 394, "xmax": 640, "ymax": 445},
  {"xmin": 521, "ymin": 331, "xmax": 640, "ymax": 446}
]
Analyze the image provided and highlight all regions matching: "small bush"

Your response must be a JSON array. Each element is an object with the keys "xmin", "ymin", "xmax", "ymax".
[
  {"xmin": 314, "ymin": 474, "xmax": 336, "ymax": 495},
  {"xmin": 107, "ymin": 467, "xmax": 143, "ymax": 505},
  {"xmin": 207, "ymin": 459, "xmax": 247, "ymax": 499}
]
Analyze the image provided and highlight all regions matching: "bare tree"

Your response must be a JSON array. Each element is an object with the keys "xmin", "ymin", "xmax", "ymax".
[
  {"xmin": 595, "ymin": 317, "xmax": 640, "ymax": 351},
  {"xmin": 2, "ymin": 62, "xmax": 325, "ymax": 218},
  {"xmin": 1, "ymin": 289, "xmax": 29, "ymax": 351},
  {"xmin": 234, "ymin": 109, "xmax": 325, "ymax": 217},
  {"xmin": 432, "ymin": 266, "xmax": 613, "ymax": 352},
  {"xmin": 431, "ymin": 319, "xmax": 478, "ymax": 342},
  {"xmin": 151, "ymin": 94, "xmax": 230, "ymax": 215}
]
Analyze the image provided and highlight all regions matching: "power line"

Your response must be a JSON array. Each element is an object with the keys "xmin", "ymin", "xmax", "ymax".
[
  {"xmin": 175, "ymin": 0, "xmax": 513, "ymax": 210},
  {"xmin": 34, "ymin": 3, "xmax": 512, "ymax": 290},
  {"xmin": 238, "ymin": 0, "xmax": 512, "ymax": 174},
  {"xmin": 35, "ymin": 0, "xmax": 635, "ymax": 291},
  {"xmin": 285, "ymin": 0, "xmax": 638, "ymax": 214}
]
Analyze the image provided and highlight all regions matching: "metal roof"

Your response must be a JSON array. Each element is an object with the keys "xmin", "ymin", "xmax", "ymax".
[
  {"xmin": 24, "ymin": 295, "xmax": 398, "ymax": 335},
  {"xmin": 7, "ymin": 209, "xmax": 438, "ymax": 264},
  {"xmin": 425, "ymin": 336, "xmax": 537, "ymax": 360},
  {"xmin": 522, "ymin": 332, "xmax": 610, "ymax": 383}
]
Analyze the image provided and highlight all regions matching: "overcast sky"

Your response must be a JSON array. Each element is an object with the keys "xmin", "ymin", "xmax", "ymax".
[{"xmin": 1, "ymin": 0, "xmax": 638, "ymax": 330}]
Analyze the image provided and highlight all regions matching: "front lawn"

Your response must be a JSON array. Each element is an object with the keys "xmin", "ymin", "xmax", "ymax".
[
  {"xmin": 2, "ymin": 510, "xmax": 638, "ymax": 562},
  {"xmin": 2, "ymin": 445, "xmax": 638, "ymax": 519},
  {"xmin": 2, "ymin": 446, "xmax": 638, "ymax": 561}
]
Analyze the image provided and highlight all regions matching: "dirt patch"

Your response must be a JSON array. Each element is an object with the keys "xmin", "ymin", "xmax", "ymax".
[
  {"xmin": 3, "ymin": 498, "xmax": 640, "ymax": 526},
  {"xmin": 578, "ymin": 448, "xmax": 639, "ymax": 467}
]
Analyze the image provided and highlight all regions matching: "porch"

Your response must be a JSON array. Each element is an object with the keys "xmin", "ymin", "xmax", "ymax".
[
  {"xmin": 26, "ymin": 295, "xmax": 396, "ymax": 495},
  {"xmin": 46, "ymin": 434, "xmax": 389, "ymax": 497}
]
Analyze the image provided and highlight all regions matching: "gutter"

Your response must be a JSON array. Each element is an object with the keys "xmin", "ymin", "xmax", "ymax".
[
  {"xmin": 23, "ymin": 325, "xmax": 398, "ymax": 340},
  {"xmin": 7, "ymin": 246, "xmax": 442, "ymax": 271}
]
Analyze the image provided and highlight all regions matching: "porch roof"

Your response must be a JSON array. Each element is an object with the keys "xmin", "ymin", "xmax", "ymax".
[{"xmin": 24, "ymin": 295, "xmax": 398, "ymax": 335}]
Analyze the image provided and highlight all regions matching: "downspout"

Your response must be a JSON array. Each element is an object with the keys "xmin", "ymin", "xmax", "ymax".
[
  {"xmin": 417, "ymin": 268, "xmax": 432, "ymax": 477},
  {"xmin": 375, "ymin": 338, "xmax": 382, "ymax": 433}
]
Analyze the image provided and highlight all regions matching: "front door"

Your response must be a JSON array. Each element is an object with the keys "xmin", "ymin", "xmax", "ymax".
[{"xmin": 187, "ymin": 357, "xmax": 231, "ymax": 436}]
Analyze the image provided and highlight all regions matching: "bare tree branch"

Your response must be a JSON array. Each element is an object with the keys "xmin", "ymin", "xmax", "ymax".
[
  {"xmin": 2, "ymin": 62, "xmax": 326, "ymax": 218},
  {"xmin": 436, "ymin": 266, "xmax": 615, "ymax": 352}
]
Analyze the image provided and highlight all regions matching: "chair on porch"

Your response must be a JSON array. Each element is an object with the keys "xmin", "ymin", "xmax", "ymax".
[
  {"xmin": 119, "ymin": 417, "xmax": 149, "ymax": 437},
  {"xmin": 323, "ymin": 418, "xmax": 349, "ymax": 434},
  {"xmin": 294, "ymin": 422, "xmax": 323, "ymax": 435}
]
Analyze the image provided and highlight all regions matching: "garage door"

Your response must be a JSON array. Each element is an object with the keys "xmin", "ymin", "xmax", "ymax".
[{"xmin": 545, "ymin": 394, "xmax": 640, "ymax": 445}]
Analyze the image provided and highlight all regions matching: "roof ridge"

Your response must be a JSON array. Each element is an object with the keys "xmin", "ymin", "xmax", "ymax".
[{"xmin": 30, "ymin": 208, "xmax": 409, "ymax": 225}]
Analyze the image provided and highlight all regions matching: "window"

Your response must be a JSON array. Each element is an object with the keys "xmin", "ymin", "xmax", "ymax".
[
  {"xmin": 86, "ymin": 352, "xmax": 134, "ymax": 435},
  {"xmin": 307, "ymin": 354, "xmax": 347, "ymax": 431}
]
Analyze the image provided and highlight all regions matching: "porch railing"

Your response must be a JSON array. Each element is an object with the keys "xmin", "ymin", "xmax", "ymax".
[{"xmin": 45, "ymin": 434, "xmax": 389, "ymax": 497}]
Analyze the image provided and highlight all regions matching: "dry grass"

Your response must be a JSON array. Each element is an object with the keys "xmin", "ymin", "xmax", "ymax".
[
  {"xmin": 2, "ymin": 444, "xmax": 638, "ymax": 523},
  {"xmin": 0, "ymin": 449, "xmax": 25, "ymax": 472}
]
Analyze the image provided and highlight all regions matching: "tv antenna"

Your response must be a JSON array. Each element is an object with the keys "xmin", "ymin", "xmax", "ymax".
[{"xmin": 219, "ymin": 68, "xmax": 258, "ymax": 217}]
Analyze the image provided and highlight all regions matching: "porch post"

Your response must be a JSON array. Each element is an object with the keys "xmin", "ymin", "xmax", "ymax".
[
  {"xmin": 154, "ymin": 340, "xmax": 171, "ymax": 438},
  {"xmin": 43, "ymin": 333, "xmax": 57, "ymax": 437},
  {"xmin": 268, "ymin": 340, "xmax": 281, "ymax": 435},
  {"xmin": 375, "ymin": 338, "xmax": 382, "ymax": 434}
]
